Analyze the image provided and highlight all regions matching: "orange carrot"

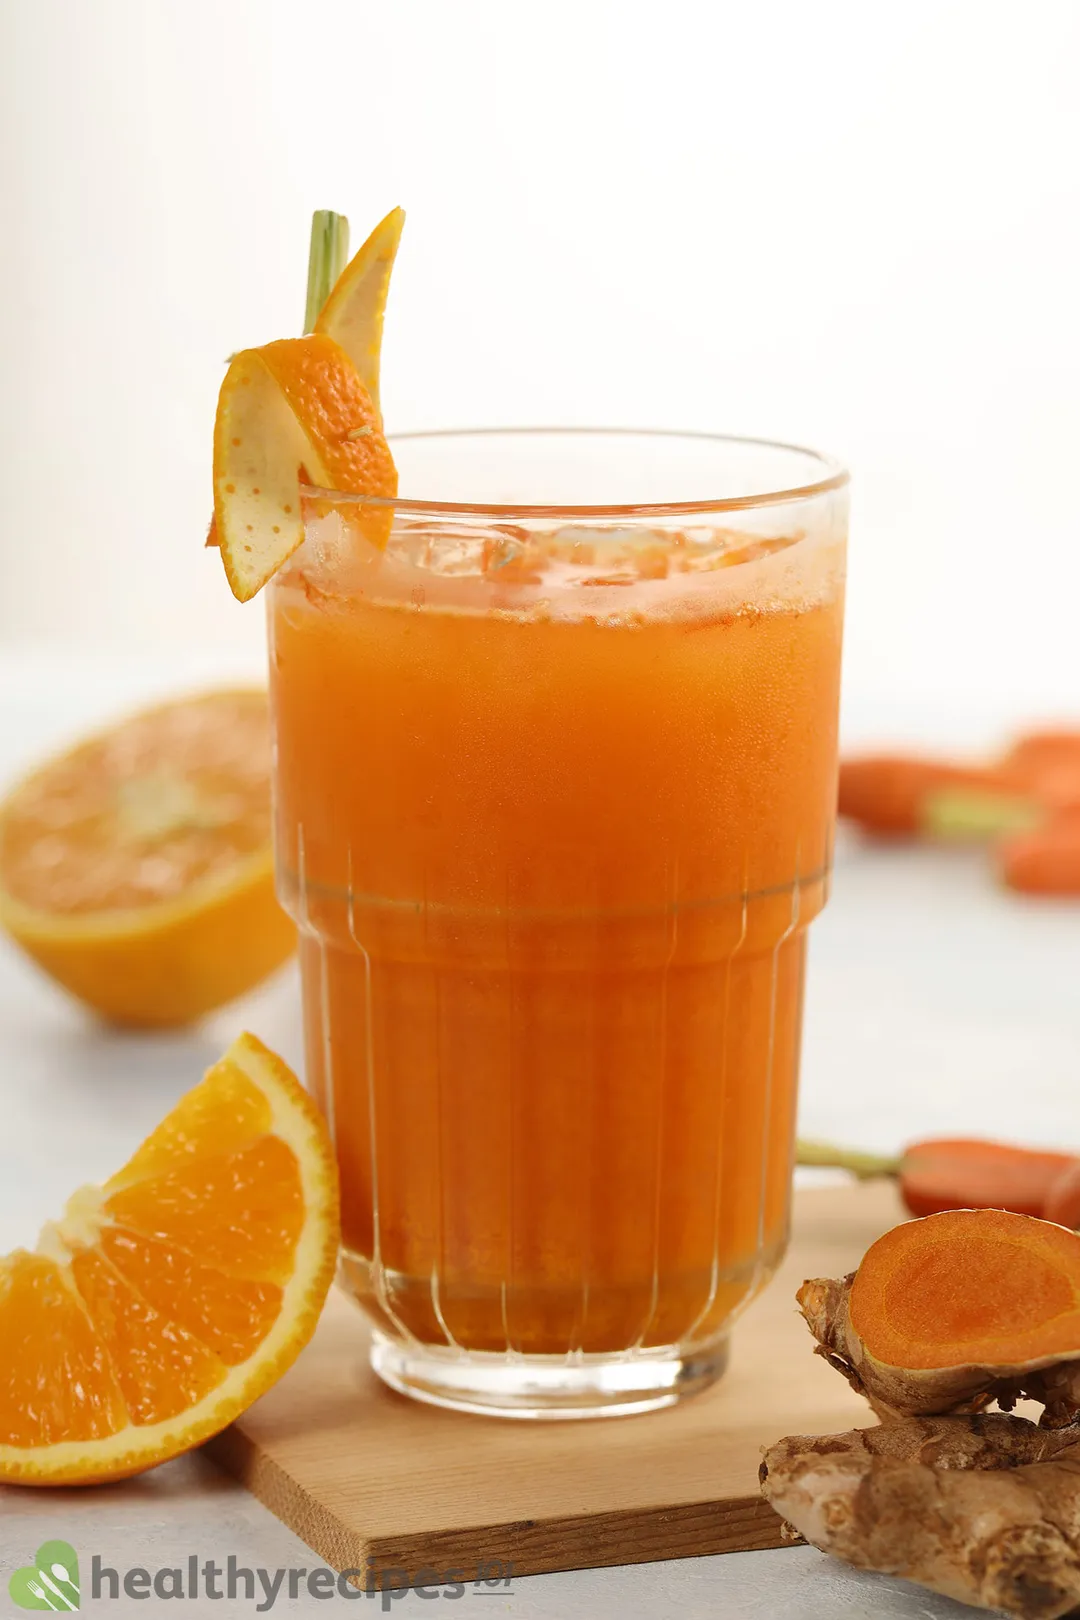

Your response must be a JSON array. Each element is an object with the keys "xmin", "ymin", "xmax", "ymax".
[
  {"xmin": 797, "ymin": 1135, "xmax": 1077, "ymax": 1218},
  {"xmin": 1003, "ymin": 729, "xmax": 1080, "ymax": 772},
  {"xmin": 837, "ymin": 755, "xmax": 1025, "ymax": 838},
  {"xmin": 1001, "ymin": 730, "xmax": 1080, "ymax": 812},
  {"xmin": 997, "ymin": 811, "xmax": 1080, "ymax": 896},
  {"xmin": 899, "ymin": 1138, "xmax": 1077, "ymax": 1218},
  {"xmin": 1045, "ymin": 1161, "xmax": 1080, "ymax": 1228}
]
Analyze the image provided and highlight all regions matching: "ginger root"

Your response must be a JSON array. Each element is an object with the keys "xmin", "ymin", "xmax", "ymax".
[
  {"xmin": 760, "ymin": 1414, "xmax": 1080, "ymax": 1620},
  {"xmin": 798, "ymin": 1207, "xmax": 1080, "ymax": 1427}
]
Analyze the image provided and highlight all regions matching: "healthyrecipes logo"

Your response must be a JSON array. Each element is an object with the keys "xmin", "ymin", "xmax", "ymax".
[
  {"xmin": 9, "ymin": 1541, "xmax": 81, "ymax": 1610},
  {"xmin": 9, "ymin": 1542, "xmax": 514, "ymax": 1611}
]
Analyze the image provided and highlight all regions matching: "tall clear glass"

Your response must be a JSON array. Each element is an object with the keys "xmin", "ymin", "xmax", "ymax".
[{"xmin": 268, "ymin": 430, "xmax": 847, "ymax": 1417}]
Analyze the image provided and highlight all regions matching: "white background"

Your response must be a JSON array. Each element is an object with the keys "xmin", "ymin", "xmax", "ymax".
[{"xmin": 2, "ymin": 0, "xmax": 1079, "ymax": 733}]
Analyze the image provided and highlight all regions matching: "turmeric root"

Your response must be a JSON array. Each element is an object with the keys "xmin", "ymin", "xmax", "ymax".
[
  {"xmin": 797, "ymin": 1208, "xmax": 1080, "ymax": 1425},
  {"xmin": 760, "ymin": 1414, "xmax": 1080, "ymax": 1620}
]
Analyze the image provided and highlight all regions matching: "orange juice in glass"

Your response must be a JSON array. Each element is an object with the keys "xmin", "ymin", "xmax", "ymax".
[{"xmin": 269, "ymin": 429, "xmax": 847, "ymax": 1416}]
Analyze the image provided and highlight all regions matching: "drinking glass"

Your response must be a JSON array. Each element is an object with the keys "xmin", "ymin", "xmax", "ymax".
[{"xmin": 268, "ymin": 429, "xmax": 848, "ymax": 1417}]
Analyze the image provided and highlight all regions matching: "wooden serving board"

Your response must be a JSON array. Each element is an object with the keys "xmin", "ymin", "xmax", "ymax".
[{"xmin": 209, "ymin": 1182, "xmax": 901, "ymax": 1586}]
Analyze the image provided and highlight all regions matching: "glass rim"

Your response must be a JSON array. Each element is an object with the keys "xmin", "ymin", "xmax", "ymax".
[{"xmin": 302, "ymin": 426, "xmax": 849, "ymax": 520}]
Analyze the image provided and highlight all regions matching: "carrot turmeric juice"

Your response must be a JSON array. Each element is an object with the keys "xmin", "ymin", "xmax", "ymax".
[{"xmin": 269, "ymin": 430, "xmax": 847, "ymax": 1416}]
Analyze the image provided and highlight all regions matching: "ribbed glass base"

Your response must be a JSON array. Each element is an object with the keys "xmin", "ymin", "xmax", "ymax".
[{"xmin": 369, "ymin": 1332, "xmax": 730, "ymax": 1419}]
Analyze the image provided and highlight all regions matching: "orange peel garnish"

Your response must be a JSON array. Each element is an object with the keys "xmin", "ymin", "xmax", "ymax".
[
  {"xmin": 213, "ymin": 333, "xmax": 397, "ymax": 602},
  {"xmin": 315, "ymin": 206, "xmax": 404, "ymax": 417}
]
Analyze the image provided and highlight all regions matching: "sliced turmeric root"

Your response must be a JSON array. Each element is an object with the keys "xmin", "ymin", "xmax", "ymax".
[{"xmin": 798, "ymin": 1208, "xmax": 1080, "ymax": 1425}]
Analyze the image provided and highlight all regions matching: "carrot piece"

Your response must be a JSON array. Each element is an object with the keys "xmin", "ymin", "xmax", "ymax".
[
  {"xmin": 1002, "ymin": 731, "xmax": 1080, "ymax": 813},
  {"xmin": 997, "ymin": 813, "xmax": 1080, "ymax": 896},
  {"xmin": 1045, "ymin": 1161, "xmax": 1080, "ymax": 1229},
  {"xmin": 796, "ymin": 1135, "xmax": 1076, "ymax": 1218},
  {"xmin": 899, "ymin": 1138, "xmax": 1078, "ymax": 1219},
  {"xmin": 1004, "ymin": 729, "xmax": 1080, "ymax": 772},
  {"xmin": 837, "ymin": 755, "xmax": 1022, "ymax": 837}
]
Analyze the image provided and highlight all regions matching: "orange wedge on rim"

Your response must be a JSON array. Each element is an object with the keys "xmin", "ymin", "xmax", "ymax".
[
  {"xmin": 0, "ymin": 690, "xmax": 294, "ymax": 1027},
  {"xmin": 214, "ymin": 333, "xmax": 397, "ymax": 602},
  {"xmin": 213, "ymin": 208, "xmax": 404, "ymax": 602},
  {"xmin": 0, "ymin": 1033, "xmax": 338, "ymax": 1485}
]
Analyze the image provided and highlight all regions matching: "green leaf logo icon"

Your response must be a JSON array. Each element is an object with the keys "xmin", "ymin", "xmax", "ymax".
[{"xmin": 9, "ymin": 1540, "xmax": 80, "ymax": 1610}]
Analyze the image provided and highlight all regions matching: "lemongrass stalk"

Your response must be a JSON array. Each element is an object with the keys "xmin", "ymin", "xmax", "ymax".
[{"xmin": 304, "ymin": 210, "xmax": 350, "ymax": 334}]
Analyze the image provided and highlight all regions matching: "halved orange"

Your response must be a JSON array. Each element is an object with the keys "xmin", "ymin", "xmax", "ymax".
[
  {"xmin": 0, "ymin": 1033, "xmax": 338, "ymax": 1485},
  {"xmin": 0, "ymin": 689, "xmax": 294, "ymax": 1027}
]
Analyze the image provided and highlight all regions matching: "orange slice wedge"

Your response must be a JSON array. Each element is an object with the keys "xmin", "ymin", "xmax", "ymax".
[
  {"xmin": 0, "ymin": 689, "xmax": 294, "ymax": 1027},
  {"xmin": 0, "ymin": 1033, "xmax": 338, "ymax": 1485},
  {"xmin": 213, "ymin": 333, "xmax": 397, "ymax": 601},
  {"xmin": 314, "ymin": 206, "xmax": 404, "ymax": 417}
]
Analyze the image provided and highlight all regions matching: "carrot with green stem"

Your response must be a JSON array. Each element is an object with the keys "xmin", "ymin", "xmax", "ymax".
[
  {"xmin": 796, "ymin": 1136, "xmax": 1078, "ymax": 1219},
  {"xmin": 837, "ymin": 755, "xmax": 1029, "ymax": 838},
  {"xmin": 837, "ymin": 732, "xmax": 1080, "ymax": 844}
]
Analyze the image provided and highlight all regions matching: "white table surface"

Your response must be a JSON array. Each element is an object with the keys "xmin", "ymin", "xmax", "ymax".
[{"xmin": 2, "ymin": 653, "xmax": 1078, "ymax": 1618}]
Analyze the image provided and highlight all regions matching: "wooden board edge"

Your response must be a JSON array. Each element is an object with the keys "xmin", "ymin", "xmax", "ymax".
[
  {"xmin": 362, "ymin": 1496, "xmax": 789, "ymax": 1583},
  {"xmin": 206, "ymin": 1426, "xmax": 369, "ymax": 1572},
  {"xmin": 208, "ymin": 1424, "xmax": 789, "ymax": 1584}
]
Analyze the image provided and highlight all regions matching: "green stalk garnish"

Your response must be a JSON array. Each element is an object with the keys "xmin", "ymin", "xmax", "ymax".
[{"xmin": 304, "ymin": 210, "xmax": 350, "ymax": 334}]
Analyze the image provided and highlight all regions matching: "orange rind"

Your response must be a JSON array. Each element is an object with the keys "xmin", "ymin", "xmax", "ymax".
[
  {"xmin": 213, "ymin": 333, "xmax": 397, "ymax": 602},
  {"xmin": 315, "ymin": 206, "xmax": 404, "ymax": 416}
]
